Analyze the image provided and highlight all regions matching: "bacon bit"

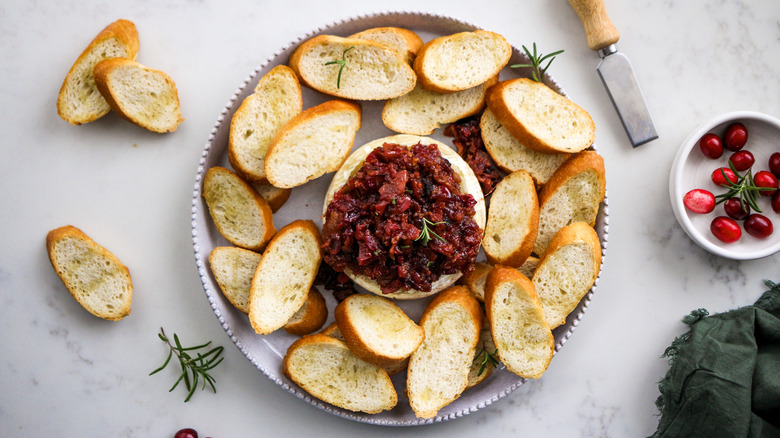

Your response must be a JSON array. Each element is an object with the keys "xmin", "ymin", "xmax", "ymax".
[{"xmin": 444, "ymin": 116, "xmax": 502, "ymax": 195}]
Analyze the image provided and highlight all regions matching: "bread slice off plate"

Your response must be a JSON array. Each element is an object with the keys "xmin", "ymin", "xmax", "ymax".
[
  {"xmin": 532, "ymin": 222, "xmax": 602, "ymax": 329},
  {"xmin": 46, "ymin": 225, "xmax": 132, "ymax": 321},
  {"xmin": 57, "ymin": 19, "xmax": 139, "ymax": 125},
  {"xmin": 93, "ymin": 58, "xmax": 184, "ymax": 133}
]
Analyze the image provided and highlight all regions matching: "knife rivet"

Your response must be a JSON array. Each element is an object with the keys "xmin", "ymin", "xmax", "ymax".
[{"xmin": 598, "ymin": 44, "xmax": 618, "ymax": 58}]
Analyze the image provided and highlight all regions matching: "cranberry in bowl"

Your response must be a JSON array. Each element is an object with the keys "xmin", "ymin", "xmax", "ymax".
[{"xmin": 670, "ymin": 111, "xmax": 780, "ymax": 259}]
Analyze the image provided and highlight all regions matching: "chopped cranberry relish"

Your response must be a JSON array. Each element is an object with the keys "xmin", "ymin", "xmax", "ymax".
[{"xmin": 321, "ymin": 142, "xmax": 482, "ymax": 294}]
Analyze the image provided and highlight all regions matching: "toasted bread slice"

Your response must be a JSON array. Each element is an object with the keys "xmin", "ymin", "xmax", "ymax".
[
  {"xmin": 264, "ymin": 100, "xmax": 361, "ymax": 189},
  {"xmin": 289, "ymin": 35, "xmax": 416, "ymax": 100},
  {"xmin": 480, "ymin": 108, "xmax": 569, "ymax": 185},
  {"xmin": 229, "ymin": 65, "xmax": 302, "ymax": 184},
  {"xmin": 93, "ymin": 58, "xmax": 183, "ymax": 133},
  {"xmin": 466, "ymin": 323, "xmax": 498, "ymax": 389},
  {"xmin": 46, "ymin": 225, "xmax": 132, "ymax": 321},
  {"xmin": 319, "ymin": 321, "xmax": 408, "ymax": 376},
  {"xmin": 251, "ymin": 182, "xmax": 292, "ymax": 213},
  {"xmin": 414, "ymin": 30, "xmax": 511, "ymax": 93},
  {"xmin": 458, "ymin": 262, "xmax": 493, "ymax": 302},
  {"xmin": 517, "ymin": 256, "xmax": 540, "ymax": 279},
  {"xmin": 335, "ymin": 294, "xmax": 424, "ymax": 370},
  {"xmin": 486, "ymin": 78, "xmax": 595, "ymax": 154},
  {"xmin": 284, "ymin": 287, "xmax": 328, "ymax": 336},
  {"xmin": 534, "ymin": 151, "xmax": 605, "ymax": 255},
  {"xmin": 202, "ymin": 166, "xmax": 275, "ymax": 251},
  {"xmin": 57, "ymin": 19, "xmax": 139, "ymax": 125},
  {"xmin": 349, "ymin": 27, "xmax": 423, "ymax": 64},
  {"xmin": 248, "ymin": 220, "xmax": 322, "ymax": 335},
  {"xmin": 485, "ymin": 265, "xmax": 554, "ymax": 378},
  {"xmin": 283, "ymin": 333, "xmax": 397, "ymax": 413},
  {"xmin": 208, "ymin": 246, "xmax": 262, "ymax": 314},
  {"xmin": 483, "ymin": 170, "xmax": 539, "ymax": 267},
  {"xmin": 532, "ymin": 222, "xmax": 601, "ymax": 328},
  {"xmin": 407, "ymin": 286, "xmax": 483, "ymax": 419},
  {"xmin": 382, "ymin": 76, "xmax": 497, "ymax": 135},
  {"xmin": 319, "ymin": 322, "xmax": 344, "ymax": 340}
]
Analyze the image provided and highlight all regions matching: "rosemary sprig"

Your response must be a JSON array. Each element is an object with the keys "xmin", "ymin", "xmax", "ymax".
[
  {"xmin": 324, "ymin": 46, "xmax": 355, "ymax": 89},
  {"xmin": 510, "ymin": 42, "xmax": 564, "ymax": 82},
  {"xmin": 477, "ymin": 347, "xmax": 500, "ymax": 376},
  {"xmin": 714, "ymin": 161, "xmax": 774, "ymax": 213},
  {"xmin": 415, "ymin": 218, "xmax": 446, "ymax": 246},
  {"xmin": 149, "ymin": 327, "xmax": 225, "ymax": 402}
]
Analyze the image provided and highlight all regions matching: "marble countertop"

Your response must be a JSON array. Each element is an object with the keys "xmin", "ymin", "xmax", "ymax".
[{"xmin": 2, "ymin": 1, "xmax": 779, "ymax": 436}]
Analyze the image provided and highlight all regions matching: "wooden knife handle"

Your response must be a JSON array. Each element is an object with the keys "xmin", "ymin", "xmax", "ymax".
[{"xmin": 568, "ymin": 0, "xmax": 620, "ymax": 51}]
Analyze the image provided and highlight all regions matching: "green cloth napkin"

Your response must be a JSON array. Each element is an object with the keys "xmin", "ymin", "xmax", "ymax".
[{"xmin": 652, "ymin": 280, "xmax": 780, "ymax": 438}]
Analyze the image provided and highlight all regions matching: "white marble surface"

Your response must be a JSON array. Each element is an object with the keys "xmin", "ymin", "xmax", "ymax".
[{"xmin": 1, "ymin": 0, "xmax": 779, "ymax": 436}]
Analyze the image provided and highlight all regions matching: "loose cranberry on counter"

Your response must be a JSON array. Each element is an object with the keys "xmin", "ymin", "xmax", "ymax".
[
  {"xmin": 710, "ymin": 216, "xmax": 742, "ymax": 243},
  {"xmin": 754, "ymin": 170, "xmax": 779, "ymax": 196},
  {"xmin": 711, "ymin": 167, "xmax": 738, "ymax": 186},
  {"xmin": 174, "ymin": 429, "xmax": 198, "ymax": 438},
  {"xmin": 723, "ymin": 122, "xmax": 748, "ymax": 151},
  {"xmin": 744, "ymin": 214, "xmax": 774, "ymax": 238},
  {"xmin": 729, "ymin": 150, "xmax": 754, "ymax": 171},
  {"xmin": 699, "ymin": 133, "xmax": 724, "ymax": 159},
  {"xmin": 683, "ymin": 189, "xmax": 715, "ymax": 214}
]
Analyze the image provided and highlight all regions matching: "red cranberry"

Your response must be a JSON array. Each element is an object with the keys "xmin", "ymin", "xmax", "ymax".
[
  {"xmin": 711, "ymin": 167, "xmax": 738, "ymax": 186},
  {"xmin": 683, "ymin": 189, "xmax": 716, "ymax": 214},
  {"xmin": 729, "ymin": 150, "xmax": 754, "ymax": 171},
  {"xmin": 698, "ymin": 133, "xmax": 724, "ymax": 159},
  {"xmin": 772, "ymin": 191, "xmax": 780, "ymax": 214},
  {"xmin": 754, "ymin": 170, "xmax": 779, "ymax": 196},
  {"xmin": 723, "ymin": 122, "xmax": 748, "ymax": 151},
  {"xmin": 769, "ymin": 152, "xmax": 780, "ymax": 178},
  {"xmin": 723, "ymin": 198, "xmax": 750, "ymax": 220},
  {"xmin": 174, "ymin": 429, "xmax": 198, "ymax": 438},
  {"xmin": 744, "ymin": 214, "xmax": 774, "ymax": 238},
  {"xmin": 711, "ymin": 216, "xmax": 742, "ymax": 243}
]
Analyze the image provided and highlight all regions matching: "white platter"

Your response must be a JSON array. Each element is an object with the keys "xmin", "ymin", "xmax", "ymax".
[{"xmin": 191, "ymin": 11, "xmax": 609, "ymax": 426}]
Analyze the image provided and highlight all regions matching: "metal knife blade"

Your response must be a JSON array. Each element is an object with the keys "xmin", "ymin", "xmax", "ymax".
[{"xmin": 568, "ymin": 0, "xmax": 658, "ymax": 147}]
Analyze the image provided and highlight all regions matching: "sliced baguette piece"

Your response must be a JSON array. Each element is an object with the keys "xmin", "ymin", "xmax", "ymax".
[
  {"xmin": 486, "ymin": 78, "xmax": 596, "ymax": 154},
  {"xmin": 202, "ymin": 166, "xmax": 275, "ymax": 251},
  {"xmin": 208, "ymin": 246, "xmax": 262, "ymax": 314},
  {"xmin": 483, "ymin": 169, "xmax": 539, "ymax": 268},
  {"xmin": 349, "ymin": 27, "xmax": 423, "ymax": 64},
  {"xmin": 466, "ymin": 323, "xmax": 498, "ymax": 389},
  {"xmin": 382, "ymin": 76, "xmax": 497, "ymax": 135},
  {"xmin": 93, "ymin": 58, "xmax": 183, "ymax": 133},
  {"xmin": 46, "ymin": 225, "xmax": 132, "ymax": 321},
  {"xmin": 517, "ymin": 256, "xmax": 540, "ymax": 279},
  {"xmin": 534, "ymin": 150, "xmax": 605, "ymax": 255},
  {"xmin": 480, "ymin": 108, "xmax": 569, "ymax": 185},
  {"xmin": 414, "ymin": 30, "xmax": 511, "ymax": 93},
  {"xmin": 335, "ymin": 294, "xmax": 424, "ymax": 370},
  {"xmin": 289, "ymin": 35, "xmax": 416, "ymax": 100},
  {"xmin": 57, "ymin": 19, "xmax": 139, "ymax": 125},
  {"xmin": 407, "ymin": 286, "xmax": 483, "ymax": 419},
  {"xmin": 319, "ymin": 322, "xmax": 345, "ymax": 341},
  {"xmin": 458, "ymin": 262, "xmax": 493, "ymax": 302},
  {"xmin": 319, "ymin": 322, "xmax": 408, "ymax": 376},
  {"xmin": 284, "ymin": 287, "xmax": 328, "ymax": 336},
  {"xmin": 251, "ymin": 182, "xmax": 292, "ymax": 213},
  {"xmin": 532, "ymin": 222, "xmax": 601, "ymax": 329},
  {"xmin": 229, "ymin": 65, "xmax": 302, "ymax": 184},
  {"xmin": 485, "ymin": 265, "xmax": 554, "ymax": 378},
  {"xmin": 248, "ymin": 220, "xmax": 323, "ymax": 335},
  {"xmin": 282, "ymin": 333, "xmax": 397, "ymax": 413},
  {"xmin": 265, "ymin": 100, "xmax": 361, "ymax": 189}
]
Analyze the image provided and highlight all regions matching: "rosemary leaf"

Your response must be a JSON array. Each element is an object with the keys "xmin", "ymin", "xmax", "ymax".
[{"xmin": 151, "ymin": 327, "xmax": 225, "ymax": 402}]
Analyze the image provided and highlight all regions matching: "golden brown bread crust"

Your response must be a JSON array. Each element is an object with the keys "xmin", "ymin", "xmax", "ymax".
[
  {"xmin": 46, "ymin": 225, "xmax": 133, "ymax": 321},
  {"xmin": 457, "ymin": 262, "xmax": 493, "ymax": 302},
  {"xmin": 485, "ymin": 78, "xmax": 596, "ymax": 154},
  {"xmin": 538, "ymin": 222, "xmax": 602, "ymax": 279},
  {"xmin": 284, "ymin": 287, "xmax": 328, "ymax": 336},
  {"xmin": 537, "ymin": 151, "xmax": 606, "ymax": 224},
  {"xmin": 483, "ymin": 170, "xmax": 540, "ymax": 268},
  {"xmin": 349, "ymin": 27, "xmax": 424, "ymax": 63},
  {"xmin": 420, "ymin": 285, "xmax": 484, "ymax": 332},
  {"xmin": 92, "ymin": 57, "xmax": 184, "ymax": 133},
  {"xmin": 57, "ymin": 19, "xmax": 140, "ymax": 125}
]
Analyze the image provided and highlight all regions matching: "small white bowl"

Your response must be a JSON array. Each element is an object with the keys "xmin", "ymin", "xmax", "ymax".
[{"xmin": 670, "ymin": 111, "xmax": 780, "ymax": 260}]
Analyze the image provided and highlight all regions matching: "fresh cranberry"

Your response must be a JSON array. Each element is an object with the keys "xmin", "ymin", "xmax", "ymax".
[
  {"xmin": 744, "ymin": 214, "xmax": 774, "ymax": 238},
  {"xmin": 711, "ymin": 216, "xmax": 742, "ymax": 243},
  {"xmin": 729, "ymin": 150, "xmax": 754, "ymax": 171},
  {"xmin": 723, "ymin": 198, "xmax": 750, "ymax": 220},
  {"xmin": 769, "ymin": 152, "xmax": 780, "ymax": 178},
  {"xmin": 174, "ymin": 429, "xmax": 198, "ymax": 438},
  {"xmin": 772, "ymin": 191, "xmax": 780, "ymax": 214},
  {"xmin": 723, "ymin": 122, "xmax": 748, "ymax": 151},
  {"xmin": 711, "ymin": 167, "xmax": 738, "ymax": 186},
  {"xmin": 683, "ymin": 189, "xmax": 716, "ymax": 214},
  {"xmin": 698, "ymin": 133, "xmax": 724, "ymax": 159},
  {"xmin": 754, "ymin": 170, "xmax": 779, "ymax": 196}
]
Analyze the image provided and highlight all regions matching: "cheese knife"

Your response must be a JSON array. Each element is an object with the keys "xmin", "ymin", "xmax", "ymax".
[{"xmin": 568, "ymin": 0, "xmax": 658, "ymax": 147}]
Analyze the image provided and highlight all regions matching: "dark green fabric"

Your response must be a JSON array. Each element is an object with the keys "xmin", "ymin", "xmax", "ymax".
[{"xmin": 652, "ymin": 280, "xmax": 780, "ymax": 438}]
